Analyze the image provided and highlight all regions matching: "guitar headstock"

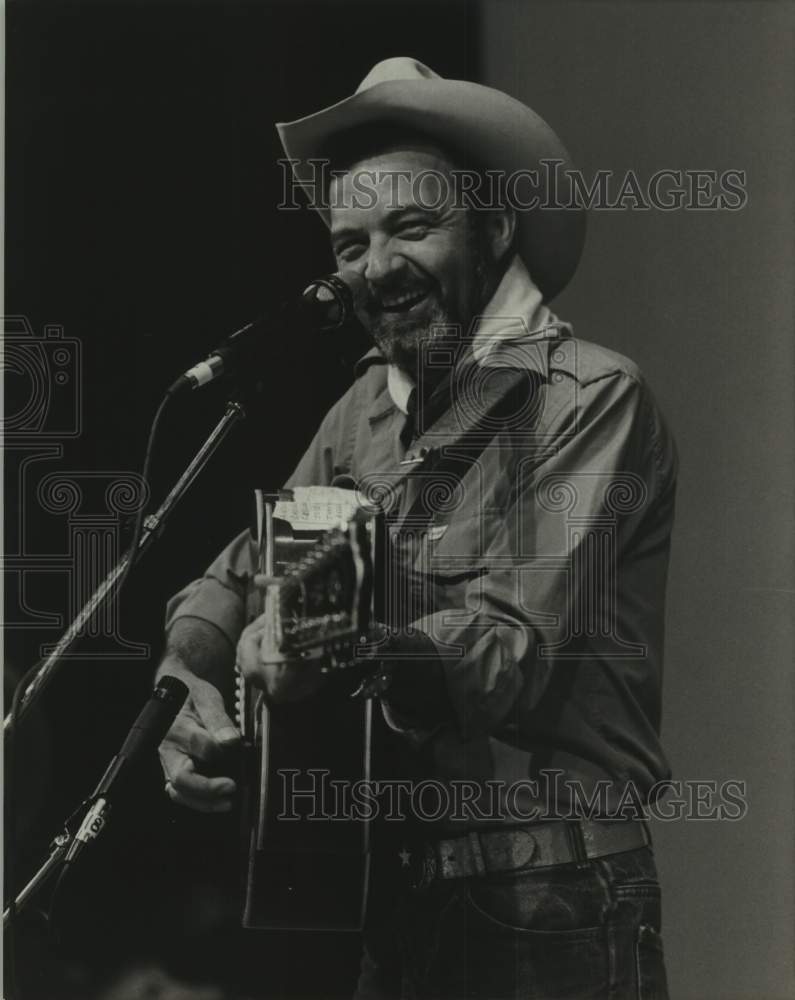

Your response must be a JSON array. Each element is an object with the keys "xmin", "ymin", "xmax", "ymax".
[{"xmin": 278, "ymin": 513, "xmax": 373, "ymax": 662}]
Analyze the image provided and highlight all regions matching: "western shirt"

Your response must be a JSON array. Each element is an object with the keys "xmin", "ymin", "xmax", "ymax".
[{"xmin": 166, "ymin": 268, "xmax": 677, "ymax": 827}]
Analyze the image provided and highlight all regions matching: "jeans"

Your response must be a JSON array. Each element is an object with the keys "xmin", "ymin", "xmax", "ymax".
[{"xmin": 354, "ymin": 846, "xmax": 669, "ymax": 1000}]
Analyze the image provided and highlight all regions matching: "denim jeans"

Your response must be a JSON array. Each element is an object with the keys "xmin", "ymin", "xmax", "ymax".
[{"xmin": 354, "ymin": 846, "xmax": 669, "ymax": 1000}]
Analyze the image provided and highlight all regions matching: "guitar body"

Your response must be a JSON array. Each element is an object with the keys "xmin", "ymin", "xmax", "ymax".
[
  {"xmin": 237, "ymin": 487, "xmax": 379, "ymax": 931},
  {"xmin": 241, "ymin": 694, "xmax": 373, "ymax": 931}
]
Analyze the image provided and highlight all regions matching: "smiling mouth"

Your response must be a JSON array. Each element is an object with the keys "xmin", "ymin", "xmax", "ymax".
[{"xmin": 379, "ymin": 290, "xmax": 429, "ymax": 314}]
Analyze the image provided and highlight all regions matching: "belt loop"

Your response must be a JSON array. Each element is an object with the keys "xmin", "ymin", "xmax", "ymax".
[
  {"xmin": 641, "ymin": 819, "xmax": 653, "ymax": 848},
  {"xmin": 467, "ymin": 831, "xmax": 487, "ymax": 877},
  {"xmin": 565, "ymin": 820, "xmax": 589, "ymax": 869}
]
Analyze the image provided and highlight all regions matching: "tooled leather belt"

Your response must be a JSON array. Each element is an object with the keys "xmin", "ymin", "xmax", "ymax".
[{"xmin": 404, "ymin": 819, "xmax": 651, "ymax": 889}]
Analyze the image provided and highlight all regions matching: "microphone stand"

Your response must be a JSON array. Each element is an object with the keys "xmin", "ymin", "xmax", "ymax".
[
  {"xmin": 4, "ymin": 397, "xmax": 246, "ymax": 735},
  {"xmin": 3, "ymin": 831, "xmax": 71, "ymax": 928},
  {"xmin": 5, "ymin": 677, "xmax": 189, "ymax": 927}
]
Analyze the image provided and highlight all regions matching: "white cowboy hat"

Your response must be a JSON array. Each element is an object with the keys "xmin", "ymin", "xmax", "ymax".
[{"xmin": 276, "ymin": 57, "xmax": 586, "ymax": 302}]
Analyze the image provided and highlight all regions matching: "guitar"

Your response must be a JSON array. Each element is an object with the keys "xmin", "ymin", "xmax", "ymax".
[{"xmin": 235, "ymin": 487, "xmax": 380, "ymax": 931}]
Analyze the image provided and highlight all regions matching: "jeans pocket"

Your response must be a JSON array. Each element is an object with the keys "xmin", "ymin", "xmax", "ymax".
[
  {"xmin": 465, "ymin": 885, "xmax": 605, "ymax": 937},
  {"xmin": 635, "ymin": 923, "xmax": 669, "ymax": 1000},
  {"xmin": 462, "ymin": 889, "xmax": 609, "ymax": 999},
  {"xmin": 466, "ymin": 865, "xmax": 609, "ymax": 934}
]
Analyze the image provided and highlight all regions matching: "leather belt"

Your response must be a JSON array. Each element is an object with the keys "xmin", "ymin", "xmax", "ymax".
[{"xmin": 408, "ymin": 820, "xmax": 651, "ymax": 888}]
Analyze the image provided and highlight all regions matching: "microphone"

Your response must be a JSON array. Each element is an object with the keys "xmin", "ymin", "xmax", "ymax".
[
  {"xmin": 64, "ymin": 675, "xmax": 188, "ymax": 865},
  {"xmin": 168, "ymin": 270, "xmax": 367, "ymax": 395}
]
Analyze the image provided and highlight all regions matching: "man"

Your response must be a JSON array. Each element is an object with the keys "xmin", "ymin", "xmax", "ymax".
[{"xmin": 158, "ymin": 59, "xmax": 676, "ymax": 999}]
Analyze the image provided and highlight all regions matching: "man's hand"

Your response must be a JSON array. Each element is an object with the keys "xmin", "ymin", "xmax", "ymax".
[
  {"xmin": 236, "ymin": 618, "xmax": 326, "ymax": 705},
  {"xmin": 158, "ymin": 661, "xmax": 241, "ymax": 814},
  {"xmin": 235, "ymin": 574, "xmax": 327, "ymax": 704}
]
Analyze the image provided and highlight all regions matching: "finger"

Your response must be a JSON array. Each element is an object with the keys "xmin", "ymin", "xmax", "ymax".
[
  {"xmin": 166, "ymin": 715, "xmax": 224, "ymax": 765},
  {"xmin": 240, "ymin": 611, "xmax": 269, "ymax": 636},
  {"xmin": 236, "ymin": 629, "xmax": 268, "ymax": 678},
  {"xmin": 159, "ymin": 743, "xmax": 192, "ymax": 785},
  {"xmin": 165, "ymin": 781, "xmax": 233, "ymax": 814},
  {"xmin": 237, "ymin": 625, "xmax": 289, "ymax": 686},
  {"xmin": 171, "ymin": 758, "xmax": 237, "ymax": 799},
  {"xmin": 191, "ymin": 677, "xmax": 240, "ymax": 747},
  {"xmin": 237, "ymin": 625, "xmax": 264, "ymax": 656},
  {"xmin": 252, "ymin": 574, "xmax": 280, "ymax": 589}
]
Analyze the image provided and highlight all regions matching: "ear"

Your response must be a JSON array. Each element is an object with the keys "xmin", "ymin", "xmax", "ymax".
[{"xmin": 484, "ymin": 208, "xmax": 516, "ymax": 263}]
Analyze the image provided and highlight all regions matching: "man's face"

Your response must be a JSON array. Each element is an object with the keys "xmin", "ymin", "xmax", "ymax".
[{"xmin": 328, "ymin": 147, "xmax": 489, "ymax": 377}]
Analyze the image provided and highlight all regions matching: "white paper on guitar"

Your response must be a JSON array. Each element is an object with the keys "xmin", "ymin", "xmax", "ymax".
[{"xmin": 272, "ymin": 486, "xmax": 364, "ymax": 532}]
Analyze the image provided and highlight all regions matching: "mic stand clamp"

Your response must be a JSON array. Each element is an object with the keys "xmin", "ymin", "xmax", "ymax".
[
  {"xmin": 3, "ymin": 781, "xmax": 114, "ymax": 927},
  {"xmin": 3, "ymin": 822, "xmax": 75, "ymax": 927},
  {"xmin": 5, "ymin": 673, "xmax": 189, "ymax": 926}
]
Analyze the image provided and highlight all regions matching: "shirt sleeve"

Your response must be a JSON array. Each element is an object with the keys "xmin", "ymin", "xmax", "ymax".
[
  {"xmin": 406, "ymin": 371, "xmax": 677, "ymax": 741},
  {"xmin": 164, "ymin": 391, "xmax": 350, "ymax": 642},
  {"xmin": 164, "ymin": 528, "xmax": 256, "ymax": 649}
]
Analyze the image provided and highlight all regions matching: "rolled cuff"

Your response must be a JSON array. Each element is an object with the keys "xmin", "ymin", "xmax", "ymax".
[{"xmin": 165, "ymin": 578, "xmax": 247, "ymax": 650}]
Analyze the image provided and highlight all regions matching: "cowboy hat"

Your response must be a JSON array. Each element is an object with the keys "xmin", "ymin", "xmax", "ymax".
[{"xmin": 276, "ymin": 57, "xmax": 586, "ymax": 302}]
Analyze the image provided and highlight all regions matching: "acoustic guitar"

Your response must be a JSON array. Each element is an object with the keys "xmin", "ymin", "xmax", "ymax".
[{"xmin": 236, "ymin": 487, "xmax": 381, "ymax": 931}]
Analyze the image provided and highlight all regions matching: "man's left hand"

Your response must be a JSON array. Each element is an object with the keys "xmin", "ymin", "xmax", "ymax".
[{"xmin": 236, "ymin": 575, "xmax": 327, "ymax": 703}]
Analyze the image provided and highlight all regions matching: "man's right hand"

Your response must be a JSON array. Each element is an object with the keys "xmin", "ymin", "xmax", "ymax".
[{"xmin": 157, "ymin": 661, "xmax": 241, "ymax": 813}]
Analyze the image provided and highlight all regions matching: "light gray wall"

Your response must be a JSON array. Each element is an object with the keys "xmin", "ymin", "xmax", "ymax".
[{"xmin": 480, "ymin": 3, "xmax": 794, "ymax": 998}]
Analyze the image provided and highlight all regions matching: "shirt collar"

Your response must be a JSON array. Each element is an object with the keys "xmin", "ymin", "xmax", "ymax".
[{"xmin": 386, "ymin": 256, "xmax": 572, "ymax": 413}]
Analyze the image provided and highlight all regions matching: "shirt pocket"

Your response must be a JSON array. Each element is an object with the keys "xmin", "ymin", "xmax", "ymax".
[
  {"xmin": 422, "ymin": 513, "xmax": 495, "ymax": 621},
  {"xmin": 426, "ymin": 510, "xmax": 498, "ymax": 578},
  {"xmin": 387, "ymin": 512, "xmax": 495, "ymax": 622}
]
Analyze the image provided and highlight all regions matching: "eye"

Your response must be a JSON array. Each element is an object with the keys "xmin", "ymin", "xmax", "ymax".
[
  {"xmin": 334, "ymin": 241, "xmax": 366, "ymax": 263},
  {"xmin": 396, "ymin": 222, "xmax": 429, "ymax": 240}
]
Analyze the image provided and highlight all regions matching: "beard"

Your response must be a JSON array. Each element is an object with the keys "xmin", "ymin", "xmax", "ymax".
[
  {"xmin": 368, "ymin": 295, "xmax": 454, "ymax": 377},
  {"xmin": 364, "ymin": 224, "xmax": 491, "ymax": 380}
]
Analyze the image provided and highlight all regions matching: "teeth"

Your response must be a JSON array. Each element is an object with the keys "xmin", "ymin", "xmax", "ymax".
[{"xmin": 382, "ymin": 291, "xmax": 425, "ymax": 309}]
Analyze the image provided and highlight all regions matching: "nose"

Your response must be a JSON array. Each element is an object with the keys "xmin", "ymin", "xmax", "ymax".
[{"xmin": 362, "ymin": 237, "xmax": 403, "ymax": 287}]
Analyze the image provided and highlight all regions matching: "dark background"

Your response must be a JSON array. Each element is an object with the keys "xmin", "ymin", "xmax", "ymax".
[
  {"xmin": 4, "ymin": 2, "xmax": 477, "ymax": 997},
  {"xmin": 5, "ymin": 2, "xmax": 794, "ymax": 999}
]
